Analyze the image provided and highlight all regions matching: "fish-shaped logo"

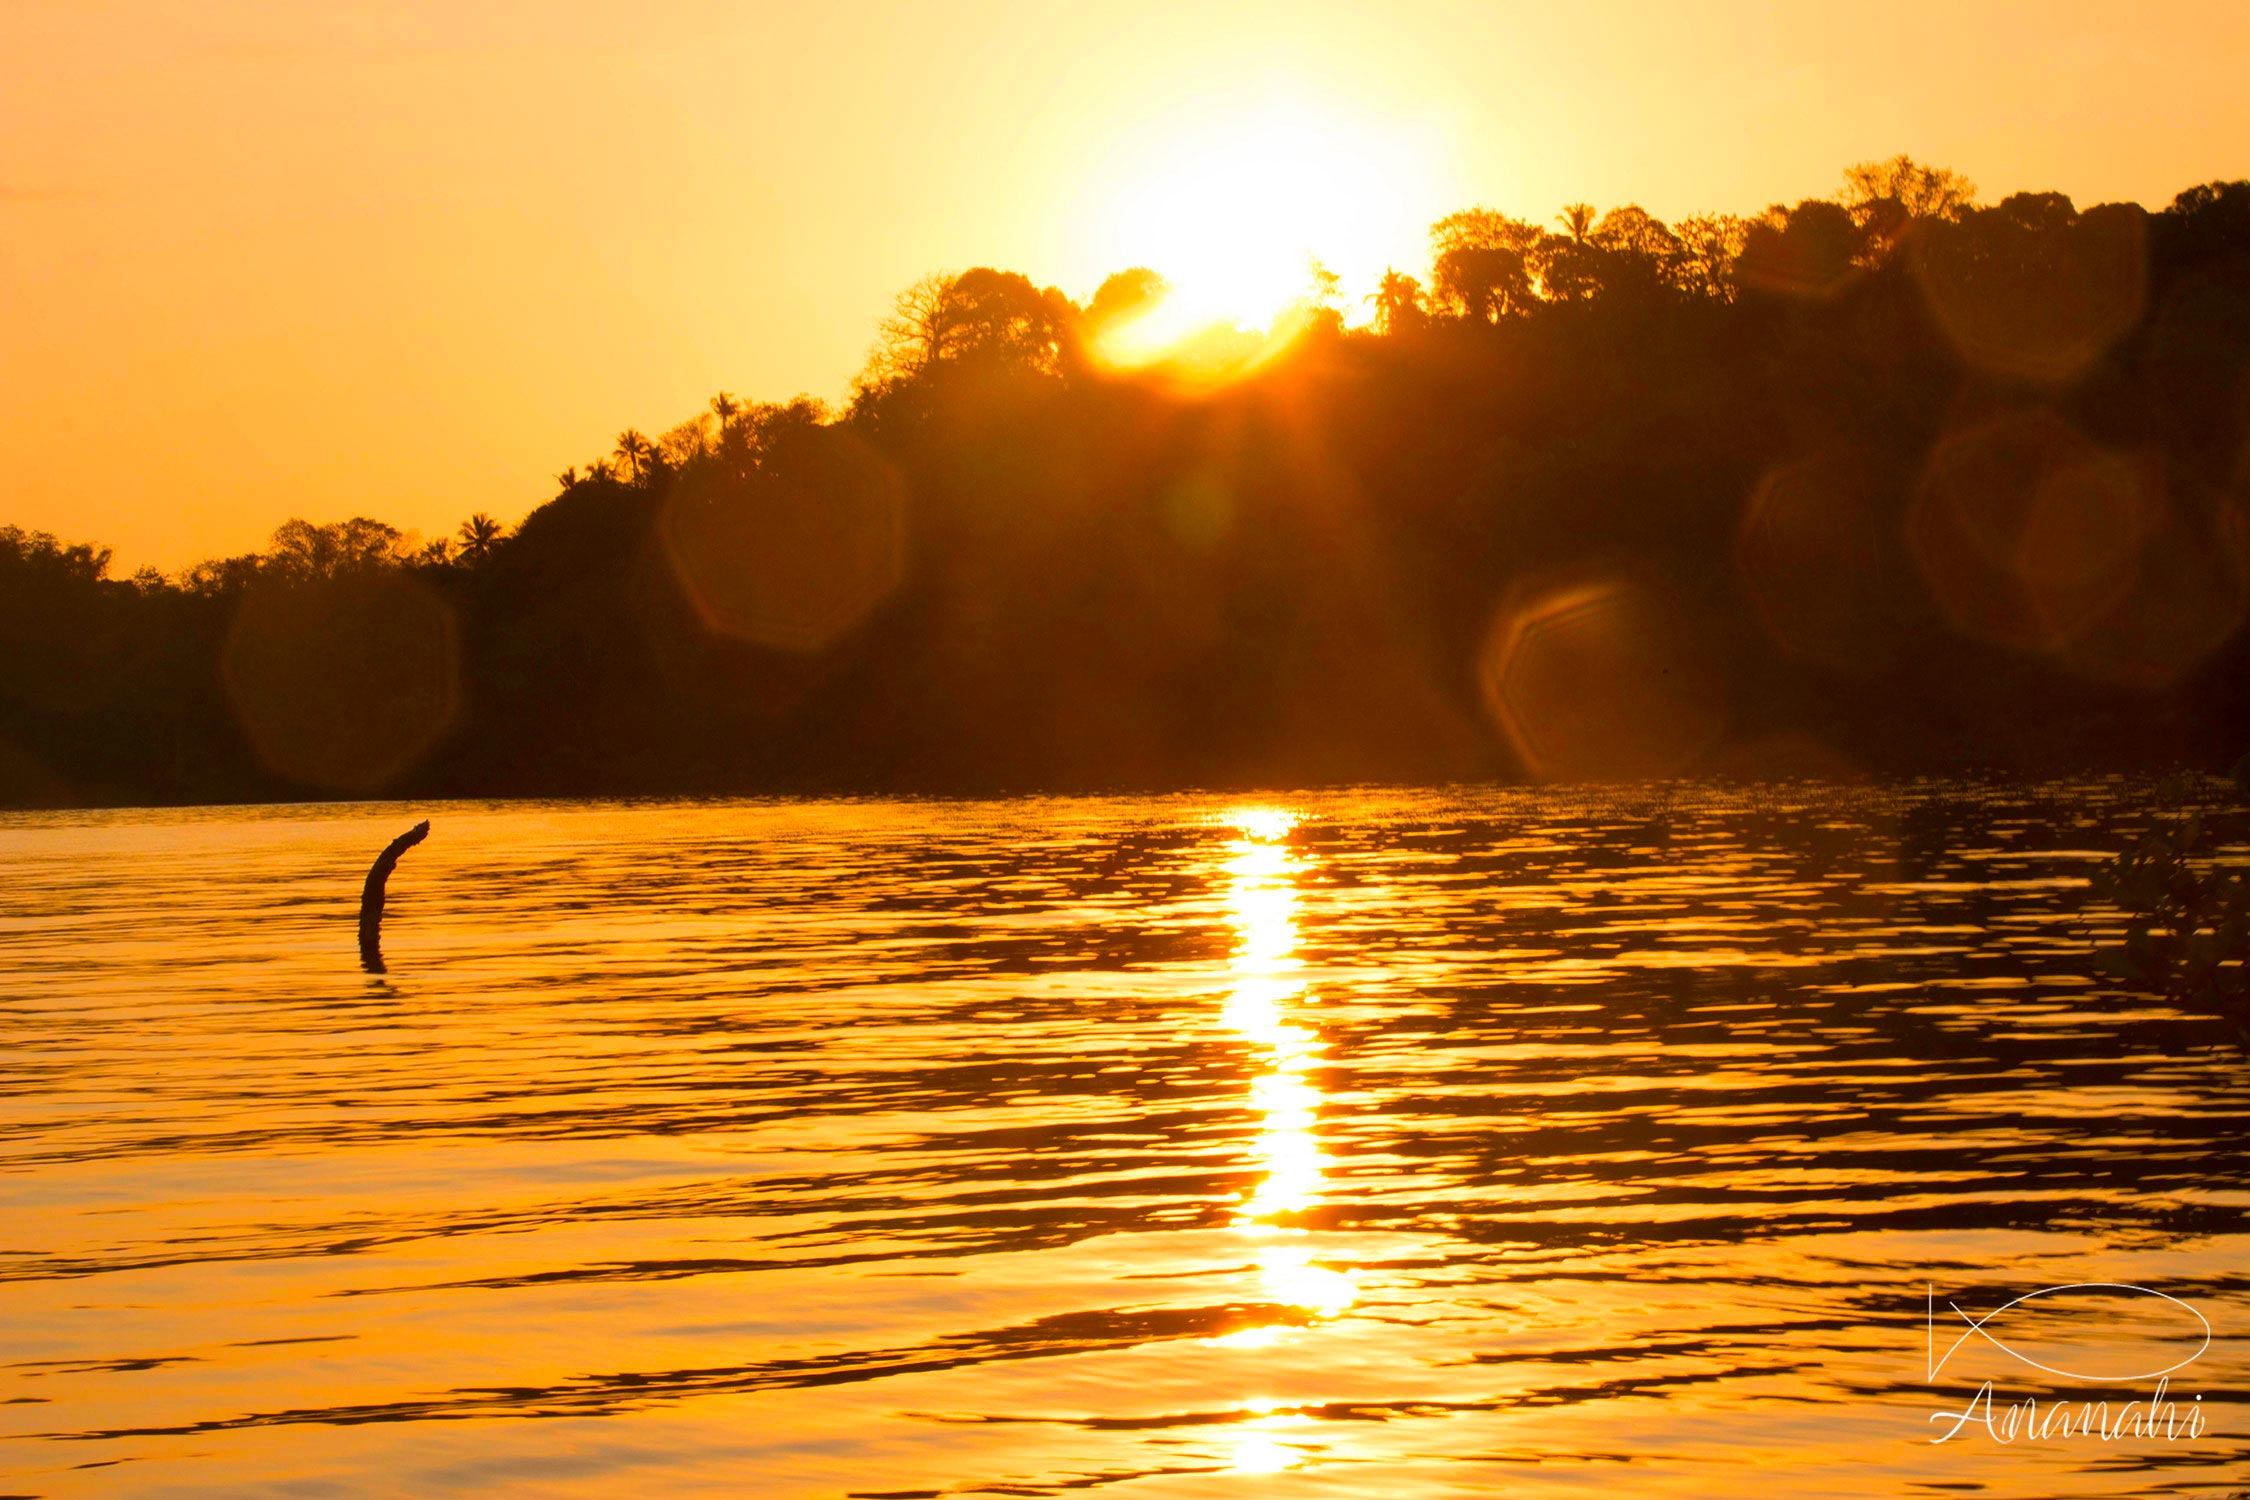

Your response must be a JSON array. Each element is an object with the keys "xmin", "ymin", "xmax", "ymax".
[{"xmin": 1928, "ymin": 1283, "xmax": 2211, "ymax": 1383}]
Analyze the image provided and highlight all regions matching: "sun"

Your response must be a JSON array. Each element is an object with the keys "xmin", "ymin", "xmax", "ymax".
[{"xmin": 1074, "ymin": 79, "xmax": 1453, "ymax": 340}]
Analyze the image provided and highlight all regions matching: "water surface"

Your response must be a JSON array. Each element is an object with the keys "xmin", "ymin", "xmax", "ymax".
[{"xmin": 3, "ymin": 785, "xmax": 2248, "ymax": 1498}]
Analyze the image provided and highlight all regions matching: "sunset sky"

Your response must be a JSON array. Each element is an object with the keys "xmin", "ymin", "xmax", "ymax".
[{"xmin": 5, "ymin": 0, "xmax": 2248, "ymax": 571}]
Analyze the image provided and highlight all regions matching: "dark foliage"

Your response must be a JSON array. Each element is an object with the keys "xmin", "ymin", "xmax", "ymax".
[{"xmin": 6, "ymin": 164, "xmax": 2250, "ymax": 806}]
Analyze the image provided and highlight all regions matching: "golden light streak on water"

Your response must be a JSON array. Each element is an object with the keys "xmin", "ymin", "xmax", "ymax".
[
  {"xmin": 1215, "ymin": 804, "xmax": 1360, "ymax": 1475},
  {"xmin": 1219, "ymin": 807, "xmax": 1332, "ymax": 1231}
]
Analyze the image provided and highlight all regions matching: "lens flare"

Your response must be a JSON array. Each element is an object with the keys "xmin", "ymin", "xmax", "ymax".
[
  {"xmin": 1910, "ymin": 200, "xmax": 2146, "ymax": 385},
  {"xmin": 1908, "ymin": 408, "xmax": 2158, "ymax": 655},
  {"xmin": 1478, "ymin": 575, "xmax": 1727, "ymax": 781},
  {"xmin": 659, "ymin": 432, "xmax": 907, "ymax": 654},
  {"xmin": 1735, "ymin": 452, "xmax": 1904, "ymax": 676},
  {"xmin": 221, "ymin": 572, "xmax": 460, "ymax": 793}
]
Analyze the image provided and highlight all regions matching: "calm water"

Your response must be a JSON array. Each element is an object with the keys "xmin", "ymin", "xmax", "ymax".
[{"xmin": 3, "ymin": 785, "xmax": 2249, "ymax": 1499}]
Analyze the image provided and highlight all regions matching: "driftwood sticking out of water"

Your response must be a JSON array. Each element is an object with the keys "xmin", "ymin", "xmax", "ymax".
[{"xmin": 359, "ymin": 820, "xmax": 431, "ymax": 974}]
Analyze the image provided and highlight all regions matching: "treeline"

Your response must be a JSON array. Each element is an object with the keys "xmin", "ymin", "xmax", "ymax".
[{"xmin": 6, "ymin": 158, "xmax": 2250, "ymax": 806}]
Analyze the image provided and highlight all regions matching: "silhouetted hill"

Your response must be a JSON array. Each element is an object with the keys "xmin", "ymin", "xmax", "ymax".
[{"xmin": 6, "ymin": 162, "xmax": 2249, "ymax": 806}]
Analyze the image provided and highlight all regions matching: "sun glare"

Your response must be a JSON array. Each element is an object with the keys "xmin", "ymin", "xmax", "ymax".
[{"xmin": 1077, "ymin": 81, "xmax": 1451, "ymax": 351}]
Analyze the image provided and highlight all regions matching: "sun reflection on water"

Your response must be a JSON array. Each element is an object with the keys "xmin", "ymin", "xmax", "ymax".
[
  {"xmin": 1217, "ymin": 805, "xmax": 1357, "ymax": 1389},
  {"xmin": 1227, "ymin": 1404, "xmax": 1314, "ymax": 1474}
]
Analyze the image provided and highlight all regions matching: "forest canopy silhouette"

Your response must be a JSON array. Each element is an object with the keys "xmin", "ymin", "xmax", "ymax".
[{"xmin": 7, "ymin": 159, "xmax": 2250, "ymax": 806}]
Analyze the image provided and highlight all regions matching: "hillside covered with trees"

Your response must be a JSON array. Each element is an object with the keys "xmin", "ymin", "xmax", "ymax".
[{"xmin": 6, "ymin": 159, "xmax": 2250, "ymax": 806}]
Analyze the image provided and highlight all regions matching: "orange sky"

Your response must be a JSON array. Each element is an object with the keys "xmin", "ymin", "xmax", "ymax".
[{"xmin": 5, "ymin": 0, "xmax": 2247, "ymax": 571}]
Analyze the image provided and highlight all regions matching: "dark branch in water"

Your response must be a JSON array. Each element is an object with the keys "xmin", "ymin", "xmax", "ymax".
[{"xmin": 358, "ymin": 820, "xmax": 430, "ymax": 974}]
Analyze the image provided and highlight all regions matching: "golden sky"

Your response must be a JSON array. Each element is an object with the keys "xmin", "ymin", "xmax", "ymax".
[{"xmin": 5, "ymin": 0, "xmax": 2247, "ymax": 570}]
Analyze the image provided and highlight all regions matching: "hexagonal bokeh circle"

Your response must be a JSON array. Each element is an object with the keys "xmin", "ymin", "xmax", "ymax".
[
  {"xmin": 222, "ymin": 572, "xmax": 460, "ymax": 792},
  {"xmin": 1477, "ymin": 576, "xmax": 1726, "ymax": 781},
  {"xmin": 660, "ymin": 433, "xmax": 907, "ymax": 655}
]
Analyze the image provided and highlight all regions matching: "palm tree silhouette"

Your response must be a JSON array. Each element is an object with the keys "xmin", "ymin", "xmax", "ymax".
[
  {"xmin": 457, "ymin": 512, "xmax": 503, "ymax": 563},
  {"xmin": 1558, "ymin": 203, "xmax": 1598, "ymax": 243},
  {"xmin": 614, "ymin": 429, "xmax": 654, "ymax": 482},
  {"xmin": 1368, "ymin": 268, "xmax": 1426, "ymax": 333}
]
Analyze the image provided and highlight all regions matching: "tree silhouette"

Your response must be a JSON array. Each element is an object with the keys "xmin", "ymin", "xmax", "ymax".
[
  {"xmin": 1673, "ymin": 213, "xmax": 1750, "ymax": 300},
  {"xmin": 658, "ymin": 416, "xmax": 712, "ymax": 470},
  {"xmin": 613, "ymin": 429, "xmax": 654, "ymax": 483},
  {"xmin": 1844, "ymin": 154, "xmax": 1977, "ymax": 224},
  {"xmin": 1431, "ymin": 209, "xmax": 1541, "ymax": 319},
  {"xmin": 1085, "ymin": 267, "xmax": 1168, "ymax": 331},
  {"xmin": 1369, "ymin": 268, "xmax": 1428, "ymax": 334},
  {"xmin": 1737, "ymin": 199, "xmax": 1863, "ymax": 297},
  {"xmin": 1535, "ymin": 230, "xmax": 1603, "ymax": 302},
  {"xmin": 457, "ymin": 512, "xmax": 504, "ymax": 563},
  {"xmin": 265, "ymin": 518, "xmax": 412, "ymax": 580},
  {"xmin": 868, "ymin": 273, "xmax": 962, "ymax": 382}
]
